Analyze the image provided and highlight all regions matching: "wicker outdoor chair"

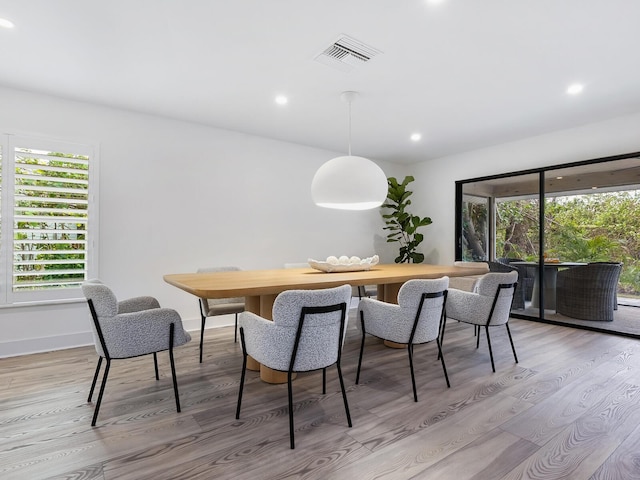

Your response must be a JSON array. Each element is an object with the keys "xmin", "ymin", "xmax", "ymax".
[{"xmin": 555, "ymin": 262, "xmax": 622, "ymax": 321}]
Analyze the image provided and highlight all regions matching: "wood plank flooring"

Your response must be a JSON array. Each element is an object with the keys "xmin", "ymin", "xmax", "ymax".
[{"xmin": 2, "ymin": 312, "xmax": 640, "ymax": 479}]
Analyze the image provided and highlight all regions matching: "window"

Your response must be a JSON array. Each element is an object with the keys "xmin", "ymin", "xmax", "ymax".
[{"xmin": 0, "ymin": 134, "xmax": 98, "ymax": 304}]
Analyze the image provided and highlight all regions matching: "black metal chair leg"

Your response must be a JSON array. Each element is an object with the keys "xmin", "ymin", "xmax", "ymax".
[
  {"xmin": 153, "ymin": 352, "xmax": 159, "ymax": 380},
  {"xmin": 88, "ymin": 357, "xmax": 103, "ymax": 402},
  {"xmin": 199, "ymin": 314, "xmax": 206, "ymax": 363},
  {"xmin": 355, "ymin": 312, "xmax": 366, "ymax": 384},
  {"xmin": 436, "ymin": 339, "xmax": 451, "ymax": 388},
  {"xmin": 287, "ymin": 371, "xmax": 295, "ymax": 449},
  {"xmin": 234, "ymin": 313, "xmax": 238, "ymax": 343},
  {"xmin": 236, "ymin": 328, "xmax": 248, "ymax": 419},
  {"xmin": 168, "ymin": 323, "xmax": 181, "ymax": 412},
  {"xmin": 91, "ymin": 358, "xmax": 111, "ymax": 426},
  {"xmin": 485, "ymin": 325, "xmax": 496, "ymax": 372},
  {"xmin": 336, "ymin": 362, "xmax": 352, "ymax": 428},
  {"xmin": 476, "ymin": 325, "xmax": 481, "ymax": 349},
  {"xmin": 322, "ymin": 368, "xmax": 326, "ymax": 394},
  {"xmin": 438, "ymin": 313, "xmax": 448, "ymax": 360},
  {"xmin": 506, "ymin": 323, "xmax": 519, "ymax": 363},
  {"xmin": 408, "ymin": 344, "xmax": 418, "ymax": 402}
]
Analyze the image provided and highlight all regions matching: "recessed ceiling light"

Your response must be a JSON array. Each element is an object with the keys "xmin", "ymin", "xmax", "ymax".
[
  {"xmin": 0, "ymin": 17, "xmax": 15, "ymax": 29},
  {"xmin": 274, "ymin": 95, "xmax": 288, "ymax": 105},
  {"xmin": 556, "ymin": 176, "xmax": 563, "ymax": 180},
  {"xmin": 567, "ymin": 83, "xmax": 584, "ymax": 95},
  {"xmin": 592, "ymin": 186, "xmax": 598, "ymax": 190},
  {"xmin": 410, "ymin": 133, "xmax": 422, "ymax": 142}
]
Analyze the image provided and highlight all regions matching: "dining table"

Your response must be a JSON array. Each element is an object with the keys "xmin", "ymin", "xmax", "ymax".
[{"xmin": 164, "ymin": 262, "xmax": 487, "ymax": 383}]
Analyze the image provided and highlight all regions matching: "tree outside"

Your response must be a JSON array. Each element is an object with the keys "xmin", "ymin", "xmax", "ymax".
[{"xmin": 493, "ymin": 191, "xmax": 640, "ymax": 298}]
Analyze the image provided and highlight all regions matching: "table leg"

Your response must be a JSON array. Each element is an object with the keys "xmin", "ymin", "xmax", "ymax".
[{"xmin": 531, "ymin": 268, "xmax": 558, "ymax": 310}]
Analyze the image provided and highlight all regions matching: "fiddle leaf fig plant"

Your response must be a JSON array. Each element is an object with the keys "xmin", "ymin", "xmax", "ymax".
[{"xmin": 382, "ymin": 175, "xmax": 432, "ymax": 263}]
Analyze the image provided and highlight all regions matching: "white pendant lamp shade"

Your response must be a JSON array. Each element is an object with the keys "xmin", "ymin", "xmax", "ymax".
[
  {"xmin": 312, "ymin": 91, "xmax": 388, "ymax": 210},
  {"xmin": 312, "ymin": 155, "xmax": 388, "ymax": 210}
]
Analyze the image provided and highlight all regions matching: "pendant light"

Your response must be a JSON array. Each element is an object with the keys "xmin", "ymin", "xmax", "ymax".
[{"xmin": 311, "ymin": 91, "xmax": 388, "ymax": 210}]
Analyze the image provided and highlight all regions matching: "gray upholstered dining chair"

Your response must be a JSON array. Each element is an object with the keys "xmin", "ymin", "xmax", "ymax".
[
  {"xmin": 443, "ymin": 271, "xmax": 519, "ymax": 372},
  {"xmin": 356, "ymin": 277, "xmax": 450, "ymax": 402},
  {"xmin": 556, "ymin": 262, "xmax": 622, "ymax": 321},
  {"xmin": 196, "ymin": 266, "xmax": 245, "ymax": 361},
  {"xmin": 81, "ymin": 280, "xmax": 191, "ymax": 426},
  {"xmin": 235, "ymin": 284, "xmax": 353, "ymax": 449},
  {"xmin": 486, "ymin": 261, "xmax": 525, "ymax": 310}
]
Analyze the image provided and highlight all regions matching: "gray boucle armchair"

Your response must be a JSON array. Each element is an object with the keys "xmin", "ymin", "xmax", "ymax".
[
  {"xmin": 444, "ymin": 271, "xmax": 519, "ymax": 372},
  {"xmin": 356, "ymin": 277, "xmax": 450, "ymax": 402},
  {"xmin": 235, "ymin": 284, "xmax": 352, "ymax": 449},
  {"xmin": 82, "ymin": 280, "xmax": 191, "ymax": 426}
]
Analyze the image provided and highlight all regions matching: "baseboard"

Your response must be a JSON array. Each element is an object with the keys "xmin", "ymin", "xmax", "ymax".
[{"xmin": 0, "ymin": 331, "xmax": 94, "ymax": 358}]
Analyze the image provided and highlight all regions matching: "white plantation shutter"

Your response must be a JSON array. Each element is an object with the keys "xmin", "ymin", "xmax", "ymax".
[{"xmin": 0, "ymin": 135, "xmax": 98, "ymax": 304}]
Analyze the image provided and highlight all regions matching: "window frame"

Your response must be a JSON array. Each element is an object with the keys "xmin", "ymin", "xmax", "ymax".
[{"xmin": 0, "ymin": 133, "xmax": 99, "ymax": 306}]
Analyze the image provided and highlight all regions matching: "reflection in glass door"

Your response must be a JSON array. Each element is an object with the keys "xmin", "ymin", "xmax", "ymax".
[{"xmin": 461, "ymin": 193, "xmax": 489, "ymax": 261}]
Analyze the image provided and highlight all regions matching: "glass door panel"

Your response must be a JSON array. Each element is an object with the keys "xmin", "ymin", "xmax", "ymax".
[
  {"xmin": 461, "ymin": 173, "xmax": 540, "ymax": 314},
  {"xmin": 461, "ymin": 192, "xmax": 489, "ymax": 261},
  {"xmin": 457, "ymin": 153, "xmax": 640, "ymax": 334},
  {"xmin": 544, "ymin": 158, "xmax": 640, "ymax": 322}
]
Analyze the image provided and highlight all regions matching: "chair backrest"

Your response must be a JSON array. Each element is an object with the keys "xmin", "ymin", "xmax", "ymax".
[
  {"xmin": 561, "ymin": 262, "xmax": 622, "ymax": 282},
  {"xmin": 197, "ymin": 266, "xmax": 244, "ymax": 307},
  {"xmin": 497, "ymin": 257, "xmax": 523, "ymax": 265},
  {"xmin": 272, "ymin": 284, "xmax": 352, "ymax": 372},
  {"xmin": 487, "ymin": 261, "xmax": 517, "ymax": 274},
  {"xmin": 397, "ymin": 277, "xmax": 449, "ymax": 344},
  {"xmin": 82, "ymin": 279, "xmax": 118, "ymax": 318},
  {"xmin": 476, "ymin": 271, "xmax": 518, "ymax": 325},
  {"xmin": 81, "ymin": 280, "xmax": 118, "ymax": 357}
]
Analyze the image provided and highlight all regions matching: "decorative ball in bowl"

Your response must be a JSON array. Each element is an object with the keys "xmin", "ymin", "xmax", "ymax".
[{"xmin": 308, "ymin": 255, "xmax": 379, "ymax": 273}]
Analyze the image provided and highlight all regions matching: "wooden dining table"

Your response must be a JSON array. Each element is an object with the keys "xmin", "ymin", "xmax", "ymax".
[{"xmin": 164, "ymin": 263, "xmax": 487, "ymax": 383}]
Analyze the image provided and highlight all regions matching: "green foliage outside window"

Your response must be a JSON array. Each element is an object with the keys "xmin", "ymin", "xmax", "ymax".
[
  {"xmin": 12, "ymin": 151, "xmax": 89, "ymax": 290},
  {"xmin": 494, "ymin": 191, "xmax": 640, "ymax": 297}
]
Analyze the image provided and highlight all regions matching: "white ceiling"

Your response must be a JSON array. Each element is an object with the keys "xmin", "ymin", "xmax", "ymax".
[{"xmin": 1, "ymin": 0, "xmax": 640, "ymax": 164}]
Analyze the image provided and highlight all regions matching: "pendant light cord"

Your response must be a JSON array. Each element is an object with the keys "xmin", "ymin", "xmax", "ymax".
[{"xmin": 347, "ymin": 99, "xmax": 352, "ymax": 156}]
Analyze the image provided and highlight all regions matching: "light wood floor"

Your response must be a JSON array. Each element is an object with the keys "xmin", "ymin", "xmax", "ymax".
[{"xmin": 2, "ymin": 313, "xmax": 640, "ymax": 479}]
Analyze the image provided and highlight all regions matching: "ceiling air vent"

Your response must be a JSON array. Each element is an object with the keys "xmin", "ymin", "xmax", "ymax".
[{"xmin": 314, "ymin": 35, "xmax": 382, "ymax": 72}]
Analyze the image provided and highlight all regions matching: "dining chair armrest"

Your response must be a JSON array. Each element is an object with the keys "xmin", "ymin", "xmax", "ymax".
[
  {"xmin": 445, "ymin": 289, "xmax": 493, "ymax": 325},
  {"xmin": 238, "ymin": 311, "xmax": 298, "ymax": 371},
  {"xmin": 358, "ymin": 297, "xmax": 402, "ymax": 339},
  {"xmin": 118, "ymin": 296, "xmax": 161, "ymax": 314}
]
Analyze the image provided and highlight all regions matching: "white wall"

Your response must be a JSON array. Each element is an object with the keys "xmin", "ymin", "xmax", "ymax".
[
  {"xmin": 5, "ymin": 85, "xmax": 639, "ymax": 358},
  {"xmin": 0, "ymin": 86, "xmax": 406, "ymax": 357},
  {"xmin": 411, "ymin": 112, "xmax": 640, "ymax": 266}
]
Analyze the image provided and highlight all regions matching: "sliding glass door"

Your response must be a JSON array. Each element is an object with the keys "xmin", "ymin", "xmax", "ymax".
[{"xmin": 455, "ymin": 152, "xmax": 640, "ymax": 336}]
